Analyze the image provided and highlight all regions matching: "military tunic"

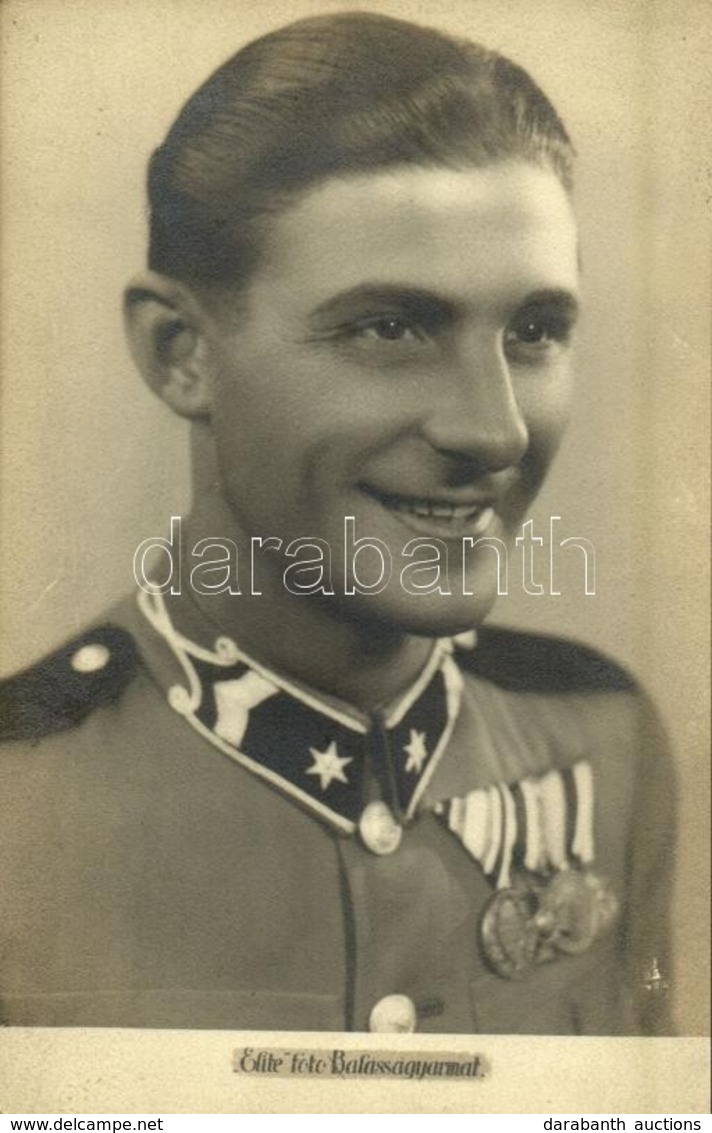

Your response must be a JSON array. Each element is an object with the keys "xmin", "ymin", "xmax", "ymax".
[{"xmin": 0, "ymin": 589, "xmax": 674, "ymax": 1033}]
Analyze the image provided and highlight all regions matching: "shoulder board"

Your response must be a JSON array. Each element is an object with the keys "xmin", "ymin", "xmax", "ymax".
[
  {"xmin": 0, "ymin": 625, "xmax": 140, "ymax": 742},
  {"xmin": 457, "ymin": 625, "xmax": 636, "ymax": 694}
]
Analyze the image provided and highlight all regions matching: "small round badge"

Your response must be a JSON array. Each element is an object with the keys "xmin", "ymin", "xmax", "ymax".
[
  {"xmin": 369, "ymin": 994, "xmax": 417, "ymax": 1033},
  {"xmin": 358, "ymin": 801, "xmax": 403, "ymax": 856},
  {"xmin": 70, "ymin": 643, "xmax": 110, "ymax": 674}
]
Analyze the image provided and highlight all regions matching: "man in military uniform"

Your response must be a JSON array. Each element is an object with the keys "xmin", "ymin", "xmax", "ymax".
[{"xmin": 0, "ymin": 12, "xmax": 674, "ymax": 1033}]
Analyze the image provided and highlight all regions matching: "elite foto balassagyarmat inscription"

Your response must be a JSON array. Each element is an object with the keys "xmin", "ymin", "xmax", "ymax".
[{"xmin": 233, "ymin": 1047, "xmax": 489, "ymax": 1081}]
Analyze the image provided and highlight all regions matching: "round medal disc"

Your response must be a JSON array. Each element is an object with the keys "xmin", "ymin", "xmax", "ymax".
[
  {"xmin": 540, "ymin": 870, "xmax": 607, "ymax": 954},
  {"xmin": 479, "ymin": 887, "xmax": 539, "ymax": 979}
]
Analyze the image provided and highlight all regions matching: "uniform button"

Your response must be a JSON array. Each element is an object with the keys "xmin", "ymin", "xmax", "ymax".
[
  {"xmin": 71, "ymin": 643, "xmax": 110, "ymax": 673},
  {"xmin": 358, "ymin": 801, "xmax": 403, "ymax": 855},
  {"xmin": 369, "ymin": 994, "xmax": 417, "ymax": 1034}
]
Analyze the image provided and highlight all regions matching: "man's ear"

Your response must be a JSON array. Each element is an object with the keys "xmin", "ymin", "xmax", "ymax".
[{"xmin": 123, "ymin": 271, "xmax": 213, "ymax": 420}]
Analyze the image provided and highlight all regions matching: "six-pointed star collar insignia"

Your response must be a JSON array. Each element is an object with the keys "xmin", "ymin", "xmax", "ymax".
[{"xmin": 138, "ymin": 589, "xmax": 463, "ymax": 834}]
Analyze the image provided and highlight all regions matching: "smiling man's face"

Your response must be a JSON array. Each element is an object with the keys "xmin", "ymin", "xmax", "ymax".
[{"xmin": 200, "ymin": 160, "xmax": 580, "ymax": 634}]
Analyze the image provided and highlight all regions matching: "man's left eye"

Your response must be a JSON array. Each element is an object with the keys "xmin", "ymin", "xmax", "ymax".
[
  {"xmin": 504, "ymin": 307, "xmax": 575, "ymax": 356},
  {"xmin": 508, "ymin": 318, "xmax": 550, "ymax": 344}
]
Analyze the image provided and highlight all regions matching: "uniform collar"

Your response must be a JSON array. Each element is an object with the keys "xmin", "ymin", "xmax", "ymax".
[{"xmin": 137, "ymin": 588, "xmax": 464, "ymax": 834}]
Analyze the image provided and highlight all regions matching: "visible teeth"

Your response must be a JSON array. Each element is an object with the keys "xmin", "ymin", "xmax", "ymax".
[
  {"xmin": 374, "ymin": 491, "xmax": 495, "ymax": 529},
  {"xmin": 402, "ymin": 499, "xmax": 483, "ymax": 521}
]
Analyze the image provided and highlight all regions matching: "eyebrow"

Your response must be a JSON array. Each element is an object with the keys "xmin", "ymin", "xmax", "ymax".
[
  {"xmin": 309, "ymin": 285, "xmax": 453, "ymax": 327},
  {"xmin": 519, "ymin": 288, "xmax": 581, "ymax": 315},
  {"xmin": 308, "ymin": 283, "xmax": 581, "ymax": 326}
]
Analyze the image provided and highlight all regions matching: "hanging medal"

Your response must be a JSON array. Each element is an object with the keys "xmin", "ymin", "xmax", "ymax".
[{"xmin": 436, "ymin": 760, "xmax": 619, "ymax": 980}]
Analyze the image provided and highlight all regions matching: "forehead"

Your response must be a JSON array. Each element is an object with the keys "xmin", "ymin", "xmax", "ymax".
[{"xmin": 247, "ymin": 161, "xmax": 580, "ymax": 310}]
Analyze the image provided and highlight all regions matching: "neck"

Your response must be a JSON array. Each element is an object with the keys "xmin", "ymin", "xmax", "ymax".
[{"xmin": 170, "ymin": 493, "xmax": 434, "ymax": 712}]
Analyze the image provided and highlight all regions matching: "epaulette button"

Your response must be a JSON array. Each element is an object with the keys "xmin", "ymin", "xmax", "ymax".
[{"xmin": 70, "ymin": 643, "xmax": 111, "ymax": 674}]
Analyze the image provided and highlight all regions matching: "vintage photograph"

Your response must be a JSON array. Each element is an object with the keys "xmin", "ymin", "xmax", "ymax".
[{"xmin": 0, "ymin": 0, "xmax": 709, "ymax": 1110}]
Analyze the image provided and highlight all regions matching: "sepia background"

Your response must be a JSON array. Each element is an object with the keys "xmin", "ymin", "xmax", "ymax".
[{"xmin": 1, "ymin": 0, "xmax": 709, "ymax": 1047}]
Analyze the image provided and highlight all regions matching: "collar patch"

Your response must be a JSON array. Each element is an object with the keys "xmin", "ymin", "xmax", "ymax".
[{"xmin": 138, "ymin": 589, "xmax": 463, "ymax": 833}]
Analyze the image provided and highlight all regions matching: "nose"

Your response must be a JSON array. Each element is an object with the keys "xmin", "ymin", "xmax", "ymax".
[{"xmin": 421, "ymin": 336, "xmax": 529, "ymax": 470}]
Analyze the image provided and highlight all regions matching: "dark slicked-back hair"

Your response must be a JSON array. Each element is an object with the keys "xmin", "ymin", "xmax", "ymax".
[{"xmin": 148, "ymin": 11, "xmax": 574, "ymax": 289}]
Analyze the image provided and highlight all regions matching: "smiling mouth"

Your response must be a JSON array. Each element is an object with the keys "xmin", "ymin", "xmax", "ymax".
[{"xmin": 361, "ymin": 486, "xmax": 496, "ymax": 537}]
